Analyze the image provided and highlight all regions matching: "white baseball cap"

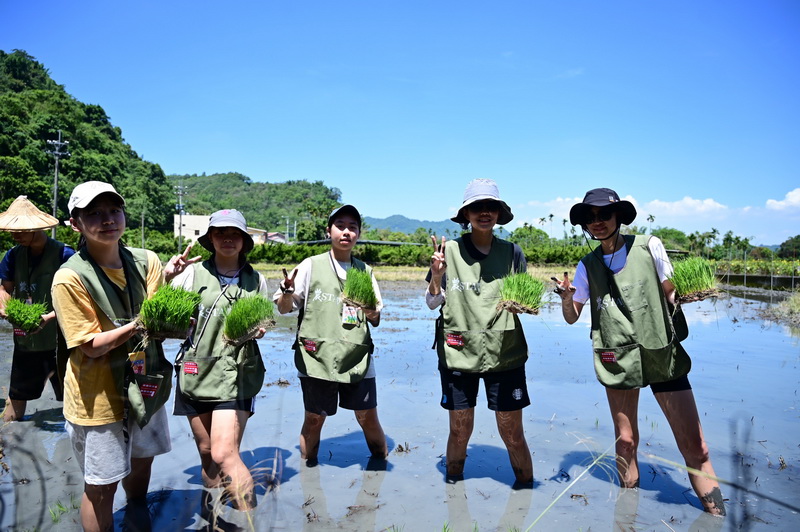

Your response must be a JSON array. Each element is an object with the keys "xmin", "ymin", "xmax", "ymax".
[{"xmin": 68, "ymin": 181, "xmax": 126, "ymax": 214}]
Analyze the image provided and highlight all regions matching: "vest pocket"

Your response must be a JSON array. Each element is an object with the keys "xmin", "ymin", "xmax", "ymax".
[
  {"xmin": 441, "ymin": 329, "xmax": 527, "ymax": 372},
  {"xmin": 593, "ymin": 343, "xmax": 643, "ymax": 389},
  {"xmin": 178, "ymin": 355, "xmax": 238, "ymax": 401},
  {"xmin": 296, "ymin": 337, "xmax": 371, "ymax": 383}
]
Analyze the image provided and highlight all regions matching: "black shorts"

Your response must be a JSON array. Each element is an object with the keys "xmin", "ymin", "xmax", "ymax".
[
  {"xmin": 300, "ymin": 376, "xmax": 378, "ymax": 416},
  {"xmin": 439, "ymin": 364, "xmax": 530, "ymax": 412},
  {"xmin": 650, "ymin": 374, "xmax": 692, "ymax": 394},
  {"xmin": 9, "ymin": 347, "xmax": 62, "ymax": 401},
  {"xmin": 172, "ymin": 380, "xmax": 256, "ymax": 416}
]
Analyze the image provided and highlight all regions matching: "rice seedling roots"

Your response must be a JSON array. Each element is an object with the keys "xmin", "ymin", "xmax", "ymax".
[
  {"xmin": 677, "ymin": 288, "xmax": 721, "ymax": 304},
  {"xmin": 341, "ymin": 297, "xmax": 377, "ymax": 311},
  {"xmin": 496, "ymin": 300, "xmax": 540, "ymax": 315},
  {"xmin": 223, "ymin": 318, "xmax": 276, "ymax": 347}
]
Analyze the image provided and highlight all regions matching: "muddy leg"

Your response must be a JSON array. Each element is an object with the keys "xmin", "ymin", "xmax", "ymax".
[
  {"xmin": 446, "ymin": 408, "xmax": 474, "ymax": 478},
  {"xmin": 606, "ymin": 388, "xmax": 641, "ymax": 488}
]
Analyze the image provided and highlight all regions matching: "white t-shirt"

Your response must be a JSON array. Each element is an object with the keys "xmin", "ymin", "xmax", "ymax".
[
  {"xmin": 170, "ymin": 264, "xmax": 269, "ymax": 296},
  {"xmin": 272, "ymin": 251, "xmax": 382, "ymax": 378},
  {"xmin": 572, "ymin": 236, "xmax": 673, "ymax": 305}
]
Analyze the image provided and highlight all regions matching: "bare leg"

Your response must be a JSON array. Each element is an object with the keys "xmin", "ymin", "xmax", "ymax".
[
  {"xmin": 606, "ymin": 388, "xmax": 641, "ymax": 488},
  {"xmin": 354, "ymin": 408, "xmax": 388, "ymax": 458},
  {"xmin": 300, "ymin": 411, "xmax": 326, "ymax": 463},
  {"xmin": 655, "ymin": 389, "xmax": 726, "ymax": 515},
  {"xmin": 446, "ymin": 408, "xmax": 475, "ymax": 478},
  {"xmin": 209, "ymin": 409, "xmax": 254, "ymax": 510},
  {"xmin": 81, "ymin": 482, "xmax": 118, "ymax": 532},
  {"xmin": 122, "ymin": 456, "xmax": 154, "ymax": 531},
  {"xmin": 2, "ymin": 398, "xmax": 26, "ymax": 422},
  {"xmin": 188, "ymin": 413, "xmax": 222, "ymax": 488},
  {"xmin": 495, "ymin": 410, "xmax": 533, "ymax": 483}
]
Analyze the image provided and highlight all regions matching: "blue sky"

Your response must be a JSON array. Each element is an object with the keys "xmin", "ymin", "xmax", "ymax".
[{"xmin": 2, "ymin": 1, "xmax": 798, "ymax": 246}]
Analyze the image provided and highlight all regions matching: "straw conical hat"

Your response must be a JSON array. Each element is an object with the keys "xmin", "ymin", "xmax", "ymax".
[{"xmin": 0, "ymin": 196, "xmax": 59, "ymax": 231}]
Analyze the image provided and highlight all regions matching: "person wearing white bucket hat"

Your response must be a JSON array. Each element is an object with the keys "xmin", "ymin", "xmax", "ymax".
[
  {"xmin": 0, "ymin": 196, "xmax": 75, "ymax": 422},
  {"xmin": 426, "ymin": 179, "xmax": 533, "ymax": 485}
]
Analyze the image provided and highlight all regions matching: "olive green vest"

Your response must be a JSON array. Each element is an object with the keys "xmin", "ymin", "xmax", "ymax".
[
  {"xmin": 176, "ymin": 261, "xmax": 266, "ymax": 401},
  {"xmin": 583, "ymin": 234, "xmax": 691, "ymax": 389},
  {"xmin": 12, "ymin": 237, "xmax": 63, "ymax": 351},
  {"xmin": 295, "ymin": 252, "xmax": 373, "ymax": 383},
  {"xmin": 436, "ymin": 237, "xmax": 528, "ymax": 372},
  {"xmin": 62, "ymin": 247, "xmax": 173, "ymax": 427}
]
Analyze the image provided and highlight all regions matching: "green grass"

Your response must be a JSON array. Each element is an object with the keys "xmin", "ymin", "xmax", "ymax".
[
  {"xmin": 670, "ymin": 257, "xmax": 718, "ymax": 300},
  {"xmin": 223, "ymin": 294, "xmax": 275, "ymax": 344},
  {"xmin": 342, "ymin": 267, "xmax": 378, "ymax": 309},
  {"xmin": 4, "ymin": 298, "xmax": 47, "ymax": 332},
  {"xmin": 498, "ymin": 272, "xmax": 546, "ymax": 314},
  {"xmin": 138, "ymin": 284, "xmax": 201, "ymax": 336}
]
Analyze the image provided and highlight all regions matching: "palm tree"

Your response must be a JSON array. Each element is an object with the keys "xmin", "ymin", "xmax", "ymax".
[
  {"xmin": 646, "ymin": 214, "xmax": 655, "ymax": 234},
  {"xmin": 548, "ymin": 213, "xmax": 554, "ymax": 238}
]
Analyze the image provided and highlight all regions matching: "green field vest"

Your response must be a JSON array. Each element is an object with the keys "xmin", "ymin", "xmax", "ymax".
[
  {"xmin": 583, "ymin": 234, "xmax": 691, "ymax": 389},
  {"xmin": 12, "ymin": 237, "xmax": 64, "ymax": 351},
  {"xmin": 436, "ymin": 237, "xmax": 528, "ymax": 373},
  {"xmin": 62, "ymin": 247, "xmax": 173, "ymax": 427},
  {"xmin": 295, "ymin": 252, "xmax": 374, "ymax": 383},
  {"xmin": 176, "ymin": 261, "xmax": 266, "ymax": 401}
]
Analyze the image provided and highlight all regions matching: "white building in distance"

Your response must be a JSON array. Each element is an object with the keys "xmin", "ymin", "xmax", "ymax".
[{"xmin": 174, "ymin": 215, "xmax": 286, "ymax": 245}]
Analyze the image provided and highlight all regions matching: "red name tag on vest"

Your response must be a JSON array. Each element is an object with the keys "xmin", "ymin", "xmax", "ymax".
[
  {"xmin": 183, "ymin": 361, "xmax": 199, "ymax": 375},
  {"xmin": 600, "ymin": 352, "xmax": 617, "ymax": 363},
  {"xmin": 140, "ymin": 382, "xmax": 159, "ymax": 398},
  {"xmin": 303, "ymin": 339, "xmax": 317, "ymax": 353},
  {"xmin": 13, "ymin": 328, "xmax": 26, "ymax": 337},
  {"xmin": 446, "ymin": 333, "xmax": 464, "ymax": 347}
]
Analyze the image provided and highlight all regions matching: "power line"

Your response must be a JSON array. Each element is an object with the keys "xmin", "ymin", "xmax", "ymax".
[{"xmin": 45, "ymin": 130, "xmax": 70, "ymax": 238}]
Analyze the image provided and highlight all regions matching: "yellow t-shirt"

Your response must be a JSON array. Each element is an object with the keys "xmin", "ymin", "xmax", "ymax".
[{"xmin": 52, "ymin": 250, "xmax": 162, "ymax": 426}]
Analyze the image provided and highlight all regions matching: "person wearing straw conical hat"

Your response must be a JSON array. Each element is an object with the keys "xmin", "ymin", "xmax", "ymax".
[{"xmin": 0, "ymin": 196, "xmax": 76, "ymax": 422}]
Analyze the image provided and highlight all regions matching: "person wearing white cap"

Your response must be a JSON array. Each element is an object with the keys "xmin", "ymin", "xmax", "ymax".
[
  {"xmin": 51, "ymin": 180, "xmax": 197, "ymax": 531},
  {"xmin": 170, "ymin": 208, "xmax": 268, "ymax": 514},
  {"xmin": 426, "ymin": 179, "xmax": 533, "ymax": 485},
  {"xmin": 556, "ymin": 187, "xmax": 725, "ymax": 516},
  {"xmin": 275, "ymin": 204, "xmax": 388, "ymax": 465},
  {"xmin": 0, "ymin": 196, "xmax": 75, "ymax": 422}
]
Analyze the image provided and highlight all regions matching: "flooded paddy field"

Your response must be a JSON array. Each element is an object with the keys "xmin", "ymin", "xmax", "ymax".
[{"xmin": 1, "ymin": 281, "xmax": 798, "ymax": 531}]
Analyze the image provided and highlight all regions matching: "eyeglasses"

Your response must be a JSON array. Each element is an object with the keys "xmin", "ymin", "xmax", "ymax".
[
  {"xmin": 467, "ymin": 201, "xmax": 501, "ymax": 213},
  {"xmin": 583, "ymin": 209, "xmax": 615, "ymax": 224}
]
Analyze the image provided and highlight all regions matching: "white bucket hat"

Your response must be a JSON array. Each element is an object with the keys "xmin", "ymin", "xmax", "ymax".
[{"xmin": 451, "ymin": 179, "xmax": 514, "ymax": 226}]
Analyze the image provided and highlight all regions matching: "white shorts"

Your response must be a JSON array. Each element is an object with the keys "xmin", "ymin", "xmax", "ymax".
[{"xmin": 66, "ymin": 407, "xmax": 172, "ymax": 485}]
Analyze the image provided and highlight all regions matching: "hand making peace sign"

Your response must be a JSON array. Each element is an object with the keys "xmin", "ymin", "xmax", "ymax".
[
  {"xmin": 163, "ymin": 243, "xmax": 203, "ymax": 283},
  {"xmin": 430, "ymin": 235, "xmax": 447, "ymax": 278},
  {"xmin": 552, "ymin": 271, "xmax": 576, "ymax": 299},
  {"xmin": 280, "ymin": 267, "xmax": 298, "ymax": 294}
]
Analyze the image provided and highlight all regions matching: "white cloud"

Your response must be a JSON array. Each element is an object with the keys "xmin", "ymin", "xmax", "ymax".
[
  {"xmin": 644, "ymin": 196, "xmax": 728, "ymax": 216},
  {"xmin": 555, "ymin": 68, "xmax": 584, "ymax": 79},
  {"xmin": 766, "ymin": 188, "xmax": 800, "ymax": 211}
]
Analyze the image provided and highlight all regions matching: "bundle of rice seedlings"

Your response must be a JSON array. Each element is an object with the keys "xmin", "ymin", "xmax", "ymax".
[
  {"xmin": 497, "ymin": 272, "xmax": 546, "ymax": 315},
  {"xmin": 670, "ymin": 257, "xmax": 719, "ymax": 303},
  {"xmin": 138, "ymin": 284, "xmax": 202, "ymax": 339},
  {"xmin": 223, "ymin": 294, "xmax": 276, "ymax": 346},
  {"xmin": 5, "ymin": 299, "xmax": 47, "ymax": 333},
  {"xmin": 341, "ymin": 267, "xmax": 378, "ymax": 310}
]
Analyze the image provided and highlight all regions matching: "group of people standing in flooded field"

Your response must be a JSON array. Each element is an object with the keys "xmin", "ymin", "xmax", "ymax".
[{"xmin": 0, "ymin": 178, "xmax": 725, "ymax": 531}]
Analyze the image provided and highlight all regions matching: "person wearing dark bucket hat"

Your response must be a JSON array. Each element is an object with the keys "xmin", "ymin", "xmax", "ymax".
[
  {"xmin": 555, "ymin": 187, "xmax": 726, "ymax": 516},
  {"xmin": 169, "ymin": 207, "xmax": 269, "ymax": 513},
  {"xmin": 426, "ymin": 179, "xmax": 533, "ymax": 485}
]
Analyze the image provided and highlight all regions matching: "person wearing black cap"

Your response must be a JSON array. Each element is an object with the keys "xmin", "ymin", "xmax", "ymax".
[
  {"xmin": 427, "ymin": 179, "xmax": 532, "ymax": 485},
  {"xmin": 170, "ymin": 209, "xmax": 269, "ymax": 513},
  {"xmin": 556, "ymin": 188, "xmax": 725, "ymax": 516},
  {"xmin": 274, "ymin": 204, "xmax": 387, "ymax": 465}
]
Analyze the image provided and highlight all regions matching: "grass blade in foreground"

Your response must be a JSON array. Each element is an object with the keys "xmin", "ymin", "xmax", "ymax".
[
  {"xmin": 223, "ymin": 294, "xmax": 276, "ymax": 347},
  {"xmin": 5, "ymin": 298, "xmax": 48, "ymax": 333},
  {"xmin": 341, "ymin": 267, "xmax": 378, "ymax": 310},
  {"xmin": 670, "ymin": 257, "xmax": 719, "ymax": 303},
  {"xmin": 497, "ymin": 273, "xmax": 545, "ymax": 315},
  {"xmin": 138, "ymin": 285, "xmax": 201, "ymax": 340}
]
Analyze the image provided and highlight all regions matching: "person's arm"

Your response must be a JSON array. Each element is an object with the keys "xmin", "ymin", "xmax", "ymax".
[
  {"xmin": 77, "ymin": 321, "xmax": 142, "ymax": 359},
  {"xmin": 0, "ymin": 280, "xmax": 12, "ymax": 318},
  {"xmin": 556, "ymin": 267, "xmax": 586, "ymax": 325}
]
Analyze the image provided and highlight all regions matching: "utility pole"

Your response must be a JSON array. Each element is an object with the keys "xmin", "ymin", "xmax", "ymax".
[
  {"xmin": 46, "ymin": 130, "xmax": 70, "ymax": 238},
  {"xmin": 141, "ymin": 207, "xmax": 146, "ymax": 249},
  {"xmin": 284, "ymin": 216, "xmax": 290, "ymax": 244},
  {"xmin": 175, "ymin": 178, "xmax": 187, "ymax": 252}
]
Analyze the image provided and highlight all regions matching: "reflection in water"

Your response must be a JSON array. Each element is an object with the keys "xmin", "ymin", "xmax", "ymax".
[
  {"xmin": 444, "ymin": 478, "xmax": 532, "ymax": 531},
  {"xmin": 300, "ymin": 457, "xmax": 387, "ymax": 531}
]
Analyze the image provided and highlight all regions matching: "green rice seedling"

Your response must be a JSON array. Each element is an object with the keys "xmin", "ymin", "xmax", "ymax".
[
  {"xmin": 223, "ymin": 294, "xmax": 276, "ymax": 346},
  {"xmin": 670, "ymin": 257, "xmax": 719, "ymax": 302},
  {"xmin": 342, "ymin": 267, "xmax": 378, "ymax": 309},
  {"xmin": 138, "ymin": 284, "xmax": 201, "ymax": 339},
  {"xmin": 4, "ymin": 298, "xmax": 47, "ymax": 333},
  {"xmin": 497, "ymin": 272, "xmax": 546, "ymax": 314}
]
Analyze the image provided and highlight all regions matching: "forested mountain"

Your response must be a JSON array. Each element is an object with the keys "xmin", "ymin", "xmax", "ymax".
[
  {"xmin": 363, "ymin": 214, "xmax": 509, "ymax": 239},
  {"xmin": 0, "ymin": 49, "xmax": 173, "ymax": 230},
  {"xmin": 168, "ymin": 172, "xmax": 341, "ymax": 240}
]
